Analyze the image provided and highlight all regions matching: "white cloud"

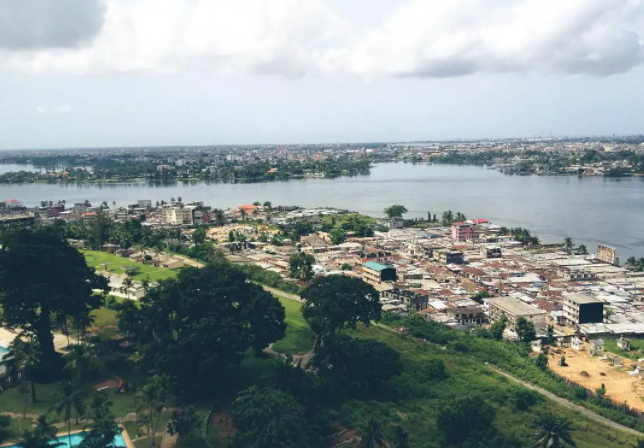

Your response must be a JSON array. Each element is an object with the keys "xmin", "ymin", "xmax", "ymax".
[
  {"xmin": 36, "ymin": 106, "xmax": 50, "ymax": 115},
  {"xmin": 2, "ymin": 0, "xmax": 644, "ymax": 78}
]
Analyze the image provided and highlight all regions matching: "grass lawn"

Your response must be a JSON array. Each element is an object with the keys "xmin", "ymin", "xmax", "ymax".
[
  {"xmin": 604, "ymin": 336, "xmax": 644, "ymax": 360},
  {"xmin": 271, "ymin": 297, "xmax": 314, "ymax": 355},
  {"xmin": 346, "ymin": 325, "xmax": 638, "ymax": 448},
  {"xmin": 82, "ymin": 250, "xmax": 178, "ymax": 283}
]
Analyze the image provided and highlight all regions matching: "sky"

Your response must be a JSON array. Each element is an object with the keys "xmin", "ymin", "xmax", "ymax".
[{"xmin": 1, "ymin": 0, "xmax": 644, "ymax": 149}]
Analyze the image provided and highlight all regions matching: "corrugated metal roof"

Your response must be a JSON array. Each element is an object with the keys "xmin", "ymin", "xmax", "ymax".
[{"xmin": 362, "ymin": 261, "xmax": 393, "ymax": 271}]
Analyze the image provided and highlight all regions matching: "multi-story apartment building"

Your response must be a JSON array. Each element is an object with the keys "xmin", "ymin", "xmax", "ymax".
[
  {"xmin": 163, "ymin": 206, "xmax": 194, "ymax": 225},
  {"xmin": 563, "ymin": 293, "xmax": 604, "ymax": 326},
  {"xmin": 451, "ymin": 222, "xmax": 472, "ymax": 241},
  {"xmin": 487, "ymin": 297, "xmax": 547, "ymax": 334},
  {"xmin": 360, "ymin": 261, "xmax": 397, "ymax": 286}
]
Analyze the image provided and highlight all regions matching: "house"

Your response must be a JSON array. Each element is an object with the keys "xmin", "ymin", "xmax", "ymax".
[
  {"xmin": 436, "ymin": 249, "xmax": 464, "ymax": 265},
  {"xmin": 361, "ymin": 261, "xmax": 397, "ymax": 286},
  {"xmin": 481, "ymin": 246, "xmax": 502, "ymax": 259},
  {"xmin": 162, "ymin": 259, "xmax": 185, "ymax": 270},
  {"xmin": 563, "ymin": 294, "xmax": 604, "ymax": 326},
  {"xmin": 137, "ymin": 200, "xmax": 152, "ymax": 208},
  {"xmin": 589, "ymin": 339, "xmax": 605, "ymax": 356},
  {"xmin": 446, "ymin": 304, "xmax": 486, "ymax": 327},
  {"xmin": 381, "ymin": 288, "xmax": 428, "ymax": 312},
  {"xmin": 83, "ymin": 212, "xmax": 98, "ymax": 222},
  {"xmin": 607, "ymin": 354, "xmax": 622, "ymax": 367},
  {"xmin": 379, "ymin": 218, "xmax": 404, "ymax": 230},
  {"xmin": 570, "ymin": 336, "xmax": 584, "ymax": 351},
  {"xmin": 487, "ymin": 296, "xmax": 547, "ymax": 334},
  {"xmin": 617, "ymin": 336, "xmax": 631, "ymax": 351}
]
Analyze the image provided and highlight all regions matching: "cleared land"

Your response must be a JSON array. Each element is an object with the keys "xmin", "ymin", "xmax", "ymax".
[
  {"xmin": 550, "ymin": 346, "xmax": 644, "ymax": 412},
  {"xmin": 271, "ymin": 296, "xmax": 314, "ymax": 355}
]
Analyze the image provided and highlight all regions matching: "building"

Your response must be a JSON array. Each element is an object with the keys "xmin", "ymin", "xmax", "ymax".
[
  {"xmin": 481, "ymin": 246, "xmax": 502, "ymax": 259},
  {"xmin": 82, "ymin": 212, "xmax": 98, "ymax": 222},
  {"xmin": 163, "ymin": 206, "xmax": 193, "ymax": 225},
  {"xmin": 446, "ymin": 304, "xmax": 486, "ymax": 327},
  {"xmin": 487, "ymin": 297, "xmax": 547, "ymax": 334},
  {"xmin": 361, "ymin": 261, "xmax": 397, "ymax": 285},
  {"xmin": 379, "ymin": 218, "xmax": 404, "ymax": 230},
  {"xmin": 451, "ymin": 222, "xmax": 472, "ymax": 242},
  {"xmin": 436, "ymin": 249, "xmax": 464, "ymax": 265},
  {"xmin": 562, "ymin": 293, "xmax": 604, "ymax": 326},
  {"xmin": 137, "ymin": 200, "xmax": 152, "ymax": 208},
  {"xmin": 73, "ymin": 203, "xmax": 88, "ymax": 214},
  {"xmin": 589, "ymin": 339, "xmax": 605, "ymax": 356},
  {"xmin": 381, "ymin": 288, "xmax": 428, "ymax": 311},
  {"xmin": 597, "ymin": 244, "xmax": 619, "ymax": 266}
]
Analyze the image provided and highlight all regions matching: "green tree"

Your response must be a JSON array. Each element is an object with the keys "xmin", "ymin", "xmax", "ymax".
[
  {"xmin": 383, "ymin": 205, "xmax": 408, "ymax": 220},
  {"xmin": 359, "ymin": 418, "xmax": 386, "ymax": 448},
  {"xmin": 390, "ymin": 426, "xmax": 409, "ymax": 448},
  {"xmin": 329, "ymin": 228, "xmax": 347, "ymax": 245},
  {"xmin": 0, "ymin": 415, "xmax": 10, "ymax": 444},
  {"xmin": 15, "ymin": 416, "xmax": 61, "ymax": 448},
  {"xmin": 490, "ymin": 316, "xmax": 507, "ymax": 341},
  {"xmin": 313, "ymin": 334, "xmax": 402, "ymax": 394},
  {"xmin": 231, "ymin": 386, "xmax": 311, "ymax": 448},
  {"xmin": 533, "ymin": 412, "xmax": 577, "ymax": 448},
  {"xmin": 577, "ymin": 244, "xmax": 588, "ymax": 255},
  {"xmin": 341, "ymin": 263, "xmax": 352, "ymax": 271},
  {"xmin": 563, "ymin": 237, "xmax": 574, "ymax": 254},
  {"xmin": 5, "ymin": 335, "xmax": 41, "ymax": 403},
  {"xmin": 515, "ymin": 317, "xmax": 536, "ymax": 342},
  {"xmin": 168, "ymin": 406, "xmax": 201, "ymax": 438},
  {"xmin": 140, "ymin": 265, "xmax": 285, "ymax": 390},
  {"xmin": 135, "ymin": 374, "xmax": 170, "ymax": 448},
  {"xmin": 535, "ymin": 353, "xmax": 549, "ymax": 371},
  {"xmin": 0, "ymin": 229, "xmax": 108, "ymax": 368},
  {"xmin": 192, "ymin": 228, "xmax": 207, "ymax": 246},
  {"xmin": 301, "ymin": 275, "xmax": 380, "ymax": 348},
  {"xmin": 81, "ymin": 392, "xmax": 120, "ymax": 448},
  {"xmin": 51, "ymin": 382, "xmax": 87, "ymax": 448},
  {"xmin": 63, "ymin": 344, "xmax": 103, "ymax": 383},
  {"xmin": 546, "ymin": 325, "xmax": 555, "ymax": 344},
  {"xmin": 129, "ymin": 351, "xmax": 146, "ymax": 388},
  {"xmin": 289, "ymin": 252, "xmax": 315, "ymax": 280},
  {"xmin": 437, "ymin": 396, "xmax": 496, "ymax": 446}
]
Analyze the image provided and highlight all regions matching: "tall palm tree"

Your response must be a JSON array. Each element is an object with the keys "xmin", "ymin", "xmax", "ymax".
[
  {"xmin": 16, "ymin": 416, "xmax": 62, "ymax": 448},
  {"xmin": 627, "ymin": 256, "xmax": 637, "ymax": 267},
  {"xmin": 74, "ymin": 313, "xmax": 96, "ymax": 343},
  {"xmin": 122, "ymin": 277, "xmax": 134, "ymax": 300},
  {"xmin": 129, "ymin": 351, "xmax": 145, "ymax": 388},
  {"xmin": 240, "ymin": 208, "xmax": 247, "ymax": 222},
  {"xmin": 7, "ymin": 335, "xmax": 41, "ymax": 403},
  {"xmin": 359, "ymin": 418, "xmax": 387, "ymax": 448},
  {"xmin": 83, "ymin": 391, "xmax": 114, "ymax": 424},
  {"xmin": 140, "ymin": 278, "xmax": 150, "ymax": 297},
  {"xmin": 533, "ymin": 412, "xmax": 576, "ymax": 448},
  {"xmin": 51, "ymin": 382, "xmax": 87, "ymax": 448},
  {"xmin": 135, "ymin": 375, "xmax": 170, "ymax": 448},
  {"xmin": 563, "ymin": 237, "xmax": 574, "ymax": 254},
  {"xmin": 63, "ymin": 344, "xmax": 104, "ymax": 383}
]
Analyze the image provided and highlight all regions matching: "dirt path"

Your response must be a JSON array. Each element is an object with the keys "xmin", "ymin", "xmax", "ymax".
[
  {"xmin": 258, "ymin": 284, "xmax": 303, "ymax": 303},
  {"xmin": 493, "ymin": 368, "xmax": 644, "ymax": 437}
]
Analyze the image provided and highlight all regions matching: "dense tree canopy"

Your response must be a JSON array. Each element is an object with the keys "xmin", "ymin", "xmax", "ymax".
[
  {"xmin": 139, "ymin": 264, "xmax": 286, "ymax": 391},
  {"xmin": 313, "ymin": 334, "xmax": 402, "ymax": 395},
  {"xmin": 231, "ymin": 386, "xmax": 311, "ymax": 448},
  {"xmin": 383, "ymin": 205, "xmax": 408, "ymax": 219},
  {"xmin": 289, "ymin": 252, "xmax": 315, "ymax": 280},
  {"xmin": 301, "ymin": 275, "xmax": 381, "ymax": 342},
  {"xmin": 0, "ymin": 229, "xmax": 108, "ymax": 368}
]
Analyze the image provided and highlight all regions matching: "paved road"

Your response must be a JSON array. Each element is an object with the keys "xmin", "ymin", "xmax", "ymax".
[{"xmin": 493, "ymin": 368, "xmax": 643, "ymax": 437}]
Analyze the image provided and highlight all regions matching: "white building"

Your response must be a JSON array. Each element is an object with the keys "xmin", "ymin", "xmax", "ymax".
[{"xmin": 163, "ymin": 206, "xmax": 193, "ymax": 225}]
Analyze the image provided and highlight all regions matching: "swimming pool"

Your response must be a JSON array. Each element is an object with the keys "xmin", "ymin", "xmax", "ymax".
[{"xmin": 4, "ymin": 431, "xmax": 127, "ymax": 448}]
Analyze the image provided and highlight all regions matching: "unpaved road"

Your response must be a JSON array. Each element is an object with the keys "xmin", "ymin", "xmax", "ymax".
[{"xmin": 493, "ymin": 368, "xmax": 643, "ymax": 437}]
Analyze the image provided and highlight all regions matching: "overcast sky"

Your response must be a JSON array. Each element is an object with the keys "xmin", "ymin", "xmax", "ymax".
[{"xmin": 1, "ymin": 0, "xmax": 644, "ymax": 149}]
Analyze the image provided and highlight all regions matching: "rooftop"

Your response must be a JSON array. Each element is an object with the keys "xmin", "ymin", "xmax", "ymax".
[
  {"xmin": 488, "ymin": 296, "xmax": 547, "ymax": 316},
  {"xmin": 564, "ymin": 293, "xmax": 601, "ymax": 304},
  {"xmin": 362, "ymin": 261, "xmax": 393, "ymax": 272}
]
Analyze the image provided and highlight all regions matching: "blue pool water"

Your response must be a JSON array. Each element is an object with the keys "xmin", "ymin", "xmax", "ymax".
[
  {"xmin": 0, "ymin": 345, "xmax": 8, "ymax": 357},
  {"xmin": 5, "ymin": 432, "xmax": 127, "ymax": 448}
]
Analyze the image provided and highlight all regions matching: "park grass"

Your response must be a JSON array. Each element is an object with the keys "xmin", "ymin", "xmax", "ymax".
[
  {"xmin": 271, "ymin": 297, "xmax": 314, "ymax": 356},
  {"xmin": 82, "ymin": 250, "xmax": 178, "ymax": 283},
  {"xmin": 345, "ymin": 324, "xmax": 638, "ymax": 448}
]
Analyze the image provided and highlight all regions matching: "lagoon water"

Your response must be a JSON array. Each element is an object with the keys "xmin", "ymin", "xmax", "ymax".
[{"xmin": 1, "ymin": 163, "xmax": 643, "ymax": 259}]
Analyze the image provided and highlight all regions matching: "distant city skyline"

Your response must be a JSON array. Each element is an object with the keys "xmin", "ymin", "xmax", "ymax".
[{"xmin": 1, "ymin": 0, "xmax": 644, "ymax": 150}]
